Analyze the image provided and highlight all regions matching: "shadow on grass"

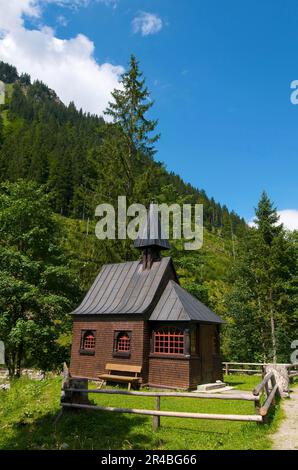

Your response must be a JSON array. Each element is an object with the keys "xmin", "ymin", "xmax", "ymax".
[
  {"xmin": 224, "ymin": 381, "xmax": 244, "ymax": 387},
  {"xmin": 1, "ymin": 406, "xmax": 156, "ymax": 450}
]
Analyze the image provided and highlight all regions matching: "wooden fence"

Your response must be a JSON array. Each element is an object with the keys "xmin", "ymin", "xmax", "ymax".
[
  {"xmin": 223, "ymin": 361, "xmax": 298, "ymax": 377},
  {"xmin": 61, "ymin": 386, "xmax": 263, "ymax": 428},
  {"xmin": 287, "ymin": 363, "xmax": 298, "ymax": 378},
  {"xmin": 252, "ymin": 371, "xmax": 280, "ymax": 419},
  {"xmin": 223, "ymin": 362, "xmax": 265, "ymax": 375},
  {"xmin": 60, "ymin": 374, "xmax": 285, "ymax": 428}
]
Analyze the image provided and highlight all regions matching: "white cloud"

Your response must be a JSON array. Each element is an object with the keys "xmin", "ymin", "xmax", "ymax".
[
  {"xmin": 132, "ymin": 11, "xmax": 163, "ymax": 37},
  {"xmin": 0, "ymin": 0, "xmax": 123, "ymax": 115},
  {"xmin": 45, "ymin": 0, "xmax": 117, "ymax": 9},
  {"xmin": 56, "ymin": 15, "xmax": 68, "ymax": 27},
  {"xmin": 277, "ymin": 210, "xmax": 298, "ymax": 231},
  {"xmin": 248, "ymin": 209, "xmax": 298, "ymax": 231},
  {"xmin": 53, "ymin": 0, "xmax": 118, "ymax": 9}
]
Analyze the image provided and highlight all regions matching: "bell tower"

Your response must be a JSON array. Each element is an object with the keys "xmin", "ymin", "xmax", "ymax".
[{"xmin": 134, "ymin": 203, "xmax": 170, "ymax": 269}]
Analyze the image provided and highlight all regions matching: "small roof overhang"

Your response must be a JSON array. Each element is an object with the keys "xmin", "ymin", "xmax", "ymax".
[{"xmin": 149, "ymin": 280, "xmax": 225, "ymax": 324}]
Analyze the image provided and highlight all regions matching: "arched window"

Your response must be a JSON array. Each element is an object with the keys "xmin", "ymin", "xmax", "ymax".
[
  {"xmin": 153, "ymin": 327, "xmax": 184, "ymax": 355},
  {"xmin": 83, "ymin": 331, "xmax": 96, "ymax": 350},
  {"xmin": 113, "ymin": 331, "xmax": 132, "ymax": 357},
  {"xmin": 116, "ymin": 332, "xmax": 130, "ymax": 352}
]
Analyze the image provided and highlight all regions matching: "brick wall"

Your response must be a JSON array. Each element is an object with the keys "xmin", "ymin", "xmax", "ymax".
[
  {"xmin": 70, "ymin": 316, "xmax": 223, "ymax": 389},
  {"xmin": 148, "ymin": 356, "xmax": 190, "ymax": 389},
  {"xmin": 70, "ymin": 316, "xmax": 146, "ymax": 380}
]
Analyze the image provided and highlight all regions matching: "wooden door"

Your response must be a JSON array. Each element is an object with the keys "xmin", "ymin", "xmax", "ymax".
[{"xmin": 199, "ymin": 324, "xmax": 214, "ymax": 383}]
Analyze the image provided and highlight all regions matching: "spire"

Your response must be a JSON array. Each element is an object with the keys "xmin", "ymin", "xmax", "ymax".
[{"xmin": 134, "ymin": 203, "xmax": 170, "ymax": 269}]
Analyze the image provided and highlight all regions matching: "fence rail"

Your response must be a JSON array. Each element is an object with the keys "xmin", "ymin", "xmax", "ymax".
[
  {"xmin": 60, "ymin": 362, "xmax": 294, "ymax": 428},
  {"xmin": 61, "ymin": 376, "xmax": 265, "ymax": 428},
  {"xmin": 223, "ymin": 361, "xmax": 298, "ymax": 376},
  {"xmin": 66, "ymin": 387, "xmax": 258, "ymax": 401},
  {"xmin": 287, "ymin": 363, "xmax": 298, "ymax": 378},
  {"xmin": 61, "ymin": 401, "xmax": 263, "ymax": 424},
  {"xmin": 61, "ymin": 386, "xmax": 262, "ymax": 427},
  {"xmin": 223, "ymin": 362, "xmax": 265, "ymax": 375},
  {"xmin": 252, "ymin": 371, "xmax": 280, "ymax": 419}
]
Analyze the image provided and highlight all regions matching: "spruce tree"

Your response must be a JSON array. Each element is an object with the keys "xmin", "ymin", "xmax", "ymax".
[
  {"xmin": 255, "ymin": 191, "xmax": 281, "ymax": 245},
  {"xmin": 104, "ymin": 54, "xmax": 160, "ymax": 199},
  {"xmin": 227, "ymin": 192, "xmax": 297, "ymax": 362},
  {"xmin": 0, "ymin": 61, "xmax": 18, "ymax": 83}
]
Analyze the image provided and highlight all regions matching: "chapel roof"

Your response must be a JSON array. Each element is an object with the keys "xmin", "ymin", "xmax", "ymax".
[
  {"xmin": 72, "ymin": 257, "xmax": 175, "ymax": 316},
  {"xmin": 149, "ymin": 280, "xmax": 225, "ymax": 324}
]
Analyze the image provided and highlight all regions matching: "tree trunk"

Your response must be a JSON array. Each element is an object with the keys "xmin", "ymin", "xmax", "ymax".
[
  {"xmin": 16, "ymin": 344, "xmax": 23, "ymax": 378},
  {"xmin": 6, "ymin": 351, "xmax": 16, "ymax": 378}
]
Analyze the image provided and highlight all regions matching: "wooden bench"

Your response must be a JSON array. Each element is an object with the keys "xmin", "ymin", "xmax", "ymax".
[{"xmin": 98, "ymin": 363, "xmax": 142, "ymax": 391}]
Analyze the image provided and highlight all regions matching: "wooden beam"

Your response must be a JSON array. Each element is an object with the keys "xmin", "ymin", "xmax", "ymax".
[
  {"xmin": 66, "ymin": 388, "xmax": 259, "ymax": 402},
  {"xmin": 289, "ymin": 372, "xmax": 298, "ymax": 377},
  {"xmin": 253, "ymin": 372, "xmax": 274, "ymax": 396},
  {"xmin": 152, "ymin": 396, "xmax": 161, "ymax": 430},
  {"xmin": 260, "ymin": 384, "xmax": 278, "ymax": 417},
  {"xmin": 223, "ymin": 369, "xmax": 262, "ymax": 373},
  {"xmin": 61, "ymin": 402, "xmax": 263, "ymax": 422},
  {"xmin": 222, "ymin": 362, "xmax": 266, "ymax": 366}
]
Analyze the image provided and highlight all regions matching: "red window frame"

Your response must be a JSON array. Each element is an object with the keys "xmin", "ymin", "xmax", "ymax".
[
  {"xmin": 153, "ymin": 327, "xmax": 184, "ymax": 355},
  {"xmin": 116, "ymin": 333, "xmax": 130, "ymax": 352},
  {"xmin": 83, "ymin": 332, "xmax": 96, "ymax": 350}
]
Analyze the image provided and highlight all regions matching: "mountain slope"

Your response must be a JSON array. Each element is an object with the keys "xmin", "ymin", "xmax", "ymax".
[
  {"xmin": 0, "ymin": 61, "xmax": 245, "ymax": 235},
  {"xmin": 0, "ymin": 61, "xmax": 246, "ymax": 320}
]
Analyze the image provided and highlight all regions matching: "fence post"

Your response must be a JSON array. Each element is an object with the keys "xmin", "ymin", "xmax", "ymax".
[
  {"xmin": 152, "ymin": 396, "xmax": 161, "ymax": 431},
  {"xmin": 255, "ymin": 398, "xmax": 261, "ymax": 416},
  {"xmin": 264, "ymin": 381, "xmax": 270, "ymax": 398},
  {"xmin": 225, "ymin": 363, "xmax": 229, "ymax": 375},
  {"xmin": 271, "ymin": 374, "xmax": 279, "ymax": 403}
]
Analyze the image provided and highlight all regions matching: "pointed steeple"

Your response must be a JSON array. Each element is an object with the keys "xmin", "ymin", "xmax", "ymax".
[{"xmin": 134, "ymin": 203, "xmax": 170, "ymax": 269}]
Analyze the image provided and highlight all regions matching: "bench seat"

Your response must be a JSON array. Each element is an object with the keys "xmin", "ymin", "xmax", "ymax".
[
  {"xmin": 98, "ymin": 374, "xmax": 140, "ymax": 383},
  {"xmin": 98, "ymin": 363, "xmax": 142, "ymax": 390}
]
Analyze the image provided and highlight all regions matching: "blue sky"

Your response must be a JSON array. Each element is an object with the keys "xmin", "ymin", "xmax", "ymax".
[{"xmin": 1, "ymin": 0, "xmax": 298, "ymax": 227}]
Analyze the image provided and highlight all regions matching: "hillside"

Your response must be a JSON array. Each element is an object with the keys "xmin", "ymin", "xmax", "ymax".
[
  {"xmin": 1, "ymin": 59, "xmax": 296, "ymax": 370},
  {"xmin": 0, "ymin": 61, "xmax": 245, "ymax": 230},
  {"xmin": 0, "ymin": 60, "xmax": 245, "ymax": 347}
]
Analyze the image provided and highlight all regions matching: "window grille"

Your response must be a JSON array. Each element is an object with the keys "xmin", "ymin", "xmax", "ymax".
[{"xmin": 153, "ymin": 328, "xmax": 184, "ymax": 355}]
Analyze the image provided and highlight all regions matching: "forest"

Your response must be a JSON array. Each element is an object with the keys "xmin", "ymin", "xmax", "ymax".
[{"xmin": 0, "ymin": 57, "xmax": 297, "ymax": 375}]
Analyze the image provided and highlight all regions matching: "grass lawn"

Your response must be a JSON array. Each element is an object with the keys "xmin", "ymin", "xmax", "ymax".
[{"xmin": 0, "ymin": 374, "xmax": 282, "ymax": 450}]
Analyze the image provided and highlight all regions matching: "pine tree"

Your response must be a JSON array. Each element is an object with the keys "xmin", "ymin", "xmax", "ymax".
[
  {"xmin": 254, "ymin": 191, "xmax": 281, "ymax": 245},
  {"xmin": 227, "ymin": 192, "xmax": 297, "ymax": 362},
  {"xmin": 0, "ymin": 61, "xmax": 18, "ymax": 83},
  {"xmin": 104, "ymin": 54, "xmax": 160, "ymax": 199}
]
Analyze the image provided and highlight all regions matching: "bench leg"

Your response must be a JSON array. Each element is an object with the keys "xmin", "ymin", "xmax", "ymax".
[
  {"xmin": 97, "ymin": 380, "xmax": 105, "ymax": 390},
  {"xmin": 128, "ymin": 382, "xmax": 131, "ymax": 391}
]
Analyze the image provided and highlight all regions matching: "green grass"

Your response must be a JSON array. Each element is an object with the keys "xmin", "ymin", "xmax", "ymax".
[
  {"xmin": 225, "ymin": 373, "xmax": 262, "ymax": 390},
  {"xmin": 0, "ymin": 375, "xmax": 282, "ymax": 450}
]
